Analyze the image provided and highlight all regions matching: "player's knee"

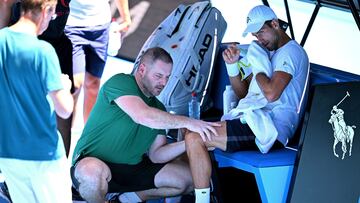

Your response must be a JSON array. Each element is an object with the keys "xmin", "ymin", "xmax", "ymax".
[{"xmin": 184, "ymin": 132, "xmax": 204, "ymax": 148}]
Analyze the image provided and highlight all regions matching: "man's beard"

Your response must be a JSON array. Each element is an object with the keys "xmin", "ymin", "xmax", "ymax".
[{"xmin": 142, "ymin": 75, "xmax": 163, "ymax": 97}]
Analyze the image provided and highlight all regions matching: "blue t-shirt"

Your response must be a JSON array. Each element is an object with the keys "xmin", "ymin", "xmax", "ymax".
[{"xmin": 0, "ymin": 28, "xmax": 64, "ymax": 160}]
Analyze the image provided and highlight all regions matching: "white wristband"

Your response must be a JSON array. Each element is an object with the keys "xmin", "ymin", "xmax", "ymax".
[{"xmin": 226, "ymin": 63, "xmax": 240, "ymax": 77}]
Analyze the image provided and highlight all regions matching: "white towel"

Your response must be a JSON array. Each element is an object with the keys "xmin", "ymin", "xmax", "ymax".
[{"xmin": 221, "ymin": 41, "xmax": 278, "ymax": 153}]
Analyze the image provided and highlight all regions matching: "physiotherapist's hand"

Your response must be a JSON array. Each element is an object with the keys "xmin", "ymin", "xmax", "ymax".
[{"xmin": 187, "ymin": 119, "xmax": 220, "ymax": 142}]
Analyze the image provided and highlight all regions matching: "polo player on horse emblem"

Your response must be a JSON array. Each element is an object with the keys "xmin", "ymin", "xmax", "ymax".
[{"xmin": 328, "ymin": 91, "xmax": 356, "ymax": 160}]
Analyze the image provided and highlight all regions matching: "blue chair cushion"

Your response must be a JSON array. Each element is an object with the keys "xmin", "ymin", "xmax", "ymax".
[{"xmin": 214, "ymin": 148, "xmax": 297, "ymax": 168}]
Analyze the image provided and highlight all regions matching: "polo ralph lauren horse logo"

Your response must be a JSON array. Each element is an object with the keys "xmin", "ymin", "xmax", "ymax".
[{"xmin": 328, "ymin": 91, "xmax": 356, "ymax": 160}]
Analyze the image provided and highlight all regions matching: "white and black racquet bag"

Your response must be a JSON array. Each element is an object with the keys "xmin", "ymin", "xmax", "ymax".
[{"xmin": 132, "ymin": 1, "xmax": 227, "ymax": 116}]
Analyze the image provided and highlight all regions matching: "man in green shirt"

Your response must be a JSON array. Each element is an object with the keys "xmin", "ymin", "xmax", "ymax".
[{"xmin": 71, "ymin": 47, "xmax": 219, "ymax": 203}]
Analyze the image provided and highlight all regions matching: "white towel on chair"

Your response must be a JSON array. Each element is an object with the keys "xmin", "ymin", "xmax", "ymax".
[{"xmin": 221, "ymin": 41, "xmax": 278, "ymax": 153}]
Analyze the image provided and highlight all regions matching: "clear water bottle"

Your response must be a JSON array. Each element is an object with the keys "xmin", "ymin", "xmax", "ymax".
[
  {"xmin": 107, "ymin": 18, "xmax": 122, "ymax": 56},
  {"xmin": 223, "ymin": 85, "xmax": 238, "ymax": 115},
  {"xmin": 188, "ymin": 92, "xmax": 200, "ymax": 119}
]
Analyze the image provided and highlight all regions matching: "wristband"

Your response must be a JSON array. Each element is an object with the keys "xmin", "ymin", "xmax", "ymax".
[{"xmin": 226, "ymin": 63, "xmax": 240, "ymax": 77}]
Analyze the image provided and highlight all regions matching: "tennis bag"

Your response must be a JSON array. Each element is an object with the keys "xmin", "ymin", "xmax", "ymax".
[{"xmin": 132, "ymin": 1, "xmax": 227, "ymax": 116}]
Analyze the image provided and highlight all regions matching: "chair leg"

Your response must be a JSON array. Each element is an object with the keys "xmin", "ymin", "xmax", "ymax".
[
  {"xmin": 254, "ymin": 166, "xmax": 294, "ymax": 203},
  {"xmin": 209, "ymin": 151, "xmax": 224, "ymax": 203}
]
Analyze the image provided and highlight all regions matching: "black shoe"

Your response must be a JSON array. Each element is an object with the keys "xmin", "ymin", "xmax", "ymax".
[{"xmin": 0, "ymin": 182, "xmax": 11, "ymax": 203}]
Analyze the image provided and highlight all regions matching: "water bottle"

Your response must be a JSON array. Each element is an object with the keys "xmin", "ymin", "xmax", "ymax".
[
  {"xmin": 223, "ymin": 85, "xmax": 238, "ymax": 115},
  {"xmin": 188, "ymin": 92, "xmax": 200, "ymax": 119},
  {"xmin": 107, "ymin": 18, "xmax": 122, "ymax": 56}
]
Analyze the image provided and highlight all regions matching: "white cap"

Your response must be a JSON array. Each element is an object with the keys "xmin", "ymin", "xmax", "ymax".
[{"xmin": 242, "ymin": 5, "xmax": 277, "ymax": 37}]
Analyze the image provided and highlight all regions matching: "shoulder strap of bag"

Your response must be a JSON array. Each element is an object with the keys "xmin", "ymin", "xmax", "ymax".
[{"xmin": 166, "ymin": 4, "xmax": 190, "ymax": 37}]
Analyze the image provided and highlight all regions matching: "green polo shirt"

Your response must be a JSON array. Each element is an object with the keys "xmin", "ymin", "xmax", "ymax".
[{"xmin": 72, "ymin": 73, "xmax": 166, "ymax": 165}]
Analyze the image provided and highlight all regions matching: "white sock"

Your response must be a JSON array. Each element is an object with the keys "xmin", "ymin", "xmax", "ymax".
[
  {"xmin": 195, "ymin": 188, "xmax": 210, "ymax": 203},
  {"xmin": 118, "ymin": 192, "xmax": 142, "ymax": 203}
]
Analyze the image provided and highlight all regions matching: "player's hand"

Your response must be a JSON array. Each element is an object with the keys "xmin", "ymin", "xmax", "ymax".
[{"xmin": 222, "ymin": 43, "xmax": 240, "ymax": 64}]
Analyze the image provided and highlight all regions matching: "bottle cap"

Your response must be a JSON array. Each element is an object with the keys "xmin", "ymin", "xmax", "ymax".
[
  {"xmin": 226, "ymin": 85, "xmax": 232, "ymax": 90},
  {"xmin": 191, "ymin": 92, "xmax": 197, "ymax": 97}
]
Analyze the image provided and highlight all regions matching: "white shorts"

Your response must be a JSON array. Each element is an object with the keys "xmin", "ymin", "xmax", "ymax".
[{"xmin": 0, "ymin": 155, "xmax": 72, "ymax": 203}]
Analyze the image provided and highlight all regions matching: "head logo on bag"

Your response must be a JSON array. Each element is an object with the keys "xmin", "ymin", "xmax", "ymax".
[{"xmin": 185, "ymin": 33, "xmax": 212, "ymax": 87}]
